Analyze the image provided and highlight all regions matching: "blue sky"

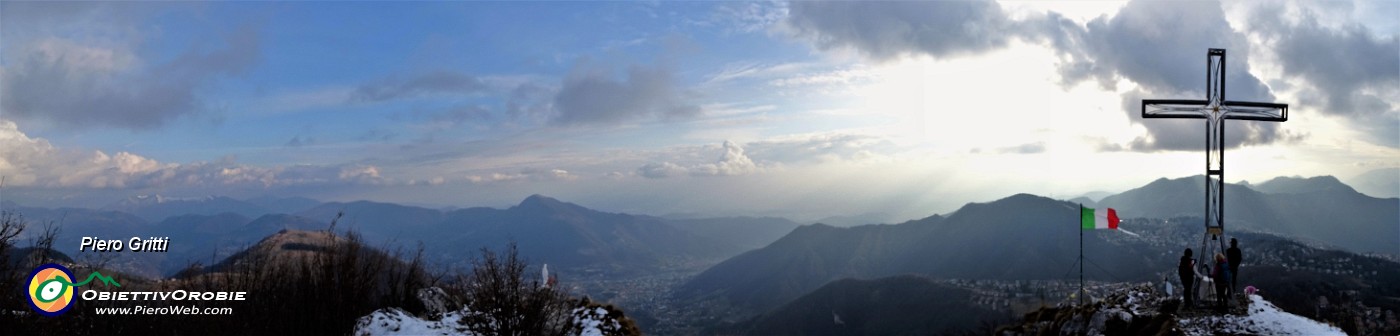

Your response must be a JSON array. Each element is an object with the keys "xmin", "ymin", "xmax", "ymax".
[{"xmin": 2, "ymin": 1, "xmax": 1396, "ymax": 221}]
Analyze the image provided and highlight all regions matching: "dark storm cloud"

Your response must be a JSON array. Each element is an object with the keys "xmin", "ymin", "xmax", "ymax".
[
  {"xmin": 785, "ymin": 0, "xmax": 1018, "ymax": 61},
  {"xmin": 1054, "ymin": 1, "xmax": 1299, "ymax": 151},
  {"xmin": 1247, "ymin": 3, "xmax": 1398, "ymax": 115},
  {"xmin": 1246, "ymin": 3, "xmax": 1398, "ymax": 148},
  {"xmin": 551, "ymin": 60, "xmax": 699, "ymax": 125},
  {"xmin": 352, "ymin": 58, "xmax": 701, "ymax": 128},
  {"xmin": 785, "ymin": 0, "xmax": 1305, "ymax": 152},
  {"xmin": 350, "ymin": 71, "xmax": 492, "ymax": 102},
  {"xmin": 1, "ymin": 27, "xmax": 260, "ymax": 130},
  {"xmin": 1055, "ymin": 1, "xmax": 1258, "ymax": 94}
]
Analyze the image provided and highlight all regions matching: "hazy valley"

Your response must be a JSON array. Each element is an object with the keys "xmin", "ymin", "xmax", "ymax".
[{"xmin": 3, "ymin": 174, "xmax": 1397, "ymax": 334}]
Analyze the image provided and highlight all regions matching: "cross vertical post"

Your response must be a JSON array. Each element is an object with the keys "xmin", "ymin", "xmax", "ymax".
[{"xmin": 1141, "ymin": 49, "xmax": 1288, "ymax": 299}]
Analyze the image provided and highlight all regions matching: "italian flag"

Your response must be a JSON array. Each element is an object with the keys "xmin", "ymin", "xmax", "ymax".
[{"xmin": 1081, "ymin": 206, "xmax": 1120, "ymax": 230}]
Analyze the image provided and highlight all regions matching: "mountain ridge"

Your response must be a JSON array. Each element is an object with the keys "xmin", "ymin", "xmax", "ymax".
[
  {"xmin": 1098, "ymin": 175, "xmax": 1398, "ymax": 255},
  {"xmin": 3, "ymin": 174, "xmax": 1390, "ymax": 292},
  {"xmin": 1252, "ymin": 175, "xmax": 1358, "ymax": 195},
  {"xmin": 680, "ymin": 178, "xmax": 1398, "ymax": 315}
]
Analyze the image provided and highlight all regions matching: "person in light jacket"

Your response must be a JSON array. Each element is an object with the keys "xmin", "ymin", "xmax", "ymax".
[{"xmin": 1211, "ymin": 253, "xmax": 1232, "ymax": 312}]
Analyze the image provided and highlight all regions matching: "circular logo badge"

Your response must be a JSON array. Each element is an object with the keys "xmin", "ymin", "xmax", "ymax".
[{"xmin": 27, "ymin": 263, "xmax": 76, "ymax": 317}]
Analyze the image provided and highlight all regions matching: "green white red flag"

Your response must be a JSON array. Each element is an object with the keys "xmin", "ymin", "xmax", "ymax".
[{"xmin": 1080, "ymin": 206, "xmax": 1119, "ymax": 230}]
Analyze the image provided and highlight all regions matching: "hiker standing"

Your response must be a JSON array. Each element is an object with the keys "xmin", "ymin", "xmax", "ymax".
[
  {"xmin": 1211, "ymin": 253, "xmax": 1232, "ymax": 312},
  {"xmin": 1227, "ymin": 238, "xmax": 1242, "ymax": 296},
  {"xmin": 1177, "ymin": 248, "xmax": 1196, "ymax": 308}
]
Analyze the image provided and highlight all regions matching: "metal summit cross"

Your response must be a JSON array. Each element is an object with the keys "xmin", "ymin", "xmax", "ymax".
[{"xmin": 1141, "ymin": 48, "xmax": 1288, "ymax": 265}]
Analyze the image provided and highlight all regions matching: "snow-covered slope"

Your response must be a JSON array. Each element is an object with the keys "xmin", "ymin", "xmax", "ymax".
[
  {"xmin": 354, "ymin": 307, "xmax": 619, "ymax": 336},
  {"xmin": 353, "ymin": 291, "xmax": 629, "ymax": 336},
  {"xmin": 1178, "ymin": 295, "xmax": 1345, "ymax": 336},
  {"xmin": 999, "ymin": 284, "xmax": 1347, "ymax": 336},
  {"xmin": 354, "ymin": 308, "xmax": 479, "ymax": 336}
]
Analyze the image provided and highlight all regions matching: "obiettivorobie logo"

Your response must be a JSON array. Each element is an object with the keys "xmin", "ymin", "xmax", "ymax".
[{"xmin": 26, "ymin": 263, "xmax": 121, "ymax": 317}]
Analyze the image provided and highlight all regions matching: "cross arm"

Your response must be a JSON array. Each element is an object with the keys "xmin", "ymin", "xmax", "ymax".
[
  {"xmin": 1142, "ymin": 99, "xmax": 1209, "ymax": 119},
  {"xmin": 1223, "ymin": 101, "xmax": 1288, "ymax": 122}
]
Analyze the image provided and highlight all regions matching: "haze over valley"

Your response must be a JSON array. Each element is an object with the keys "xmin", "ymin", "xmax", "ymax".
[{"xmin": 5, "ymin": 174, "xmax": 1396, "ymax": 333}]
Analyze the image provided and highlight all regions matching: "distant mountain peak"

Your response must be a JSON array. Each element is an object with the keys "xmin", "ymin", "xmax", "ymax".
[
  {"xmin": 967, "ymin": 193, "xmax": 1060, "ymax": 210},
  {"xmin": 1001, "ymin": 193, "xmax": 1052, "ymax": 202},
  {"xmin": 514, "ymin": 194, "xmax": 589, "ymax": 215},
  {"xmin": 1254, "ymin": 175, "xmax": 1358, "ymax": 195},
  {"xmin": 519, "ymin": 194, "xmax": 561, "ymax": 206}
]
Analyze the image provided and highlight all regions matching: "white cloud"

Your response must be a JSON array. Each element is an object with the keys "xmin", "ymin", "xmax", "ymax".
[
  {"xmin": 0, "ymin": 119, "xmax": 171, "ymax": 188},
  {"xmin": 701, "ymin": 61, "xmax": 819, "ymax": 87},
  {"xmin": 465, "ymin": 168, "xmax": 578, "ymax": 184},
  {"xmin": 745, "ymin": 133, "xmax": 896, "ymax": 164},
  {"xmin": 700, "ymin": 103, "xmax": 778, "ymax": 118},
  {"xmin": 638, "ymin": 162, "xmax": 688, "ymax": 179},
  {"xmin": 636, "ymin": 140, "xmax": 772, "ymax": 179},
  {"xmin": 634, "ymin": 134, "xmax": 900, "ymax": 180},
  {"xmin": 0, "ymin": 119, "xmax": 392, "ymax": 190},
  {"xmin": 768, "ymin": 67, "xmax": 877, "ymax": 88},
  {"xmin": 696, "ymin": 140, "xmax": 758, "ymax": 176},
  {"xmin": 632, "ymin": 139, "xmax": 800, "ymax": 178},
  {"xmin": 338, "ymin": 165, "xmax": 383, "ymax": 183},
  {"xmin": 0, "ymin": 119, "xmax": 57, "ymax": 186}
]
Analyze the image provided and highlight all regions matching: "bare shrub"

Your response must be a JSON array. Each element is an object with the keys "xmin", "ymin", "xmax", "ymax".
[{"xmin": 450, "ymin": 242, "xmax": 573, "ymax": 336}]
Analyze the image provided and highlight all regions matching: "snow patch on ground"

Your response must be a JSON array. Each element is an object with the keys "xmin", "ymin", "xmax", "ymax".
[
  {"xmin": 1178, "ymin": 295, "xmax": 1346, "ymax": 336},
  {"xmin": 572, "ymin": 306, "xmax": 619, "ymax": 336},
  {"xmin": 356, "ymin": 305, "xmax": 623, "ymax": 336},
  {"xmin": 1002, "ymin": 284, "xmax": 1350, "ymax": 336},
  {"xmin": 353, "ymin": 307, "xmax": 480, "ymax": 336}
]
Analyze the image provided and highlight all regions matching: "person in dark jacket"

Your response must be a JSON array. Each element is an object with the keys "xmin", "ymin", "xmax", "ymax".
[
  {"xmin": 1212, "ymin": 253, "xmax": 1232, "ymax": 312},
  {"xmin": 1227, "ymin": 238, "xmax": 1242, "ymax": 295},
  {"xmin": 1177, "ymin": 248, "xmax": 1195, "ymax": 308}
]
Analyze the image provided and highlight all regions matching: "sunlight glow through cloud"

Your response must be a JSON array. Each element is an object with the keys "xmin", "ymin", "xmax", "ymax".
[{"xmin": 1, "ymin": 0, "xmax": 1394, "ymax": 219}]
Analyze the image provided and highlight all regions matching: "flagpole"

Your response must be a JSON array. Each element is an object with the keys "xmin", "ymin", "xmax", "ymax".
[{"xmin": 1079, "ymin": 204, "xmax": 1083, "ymax": 306}]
